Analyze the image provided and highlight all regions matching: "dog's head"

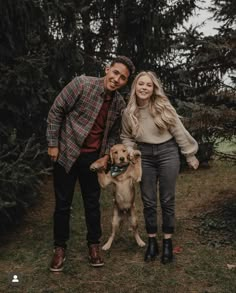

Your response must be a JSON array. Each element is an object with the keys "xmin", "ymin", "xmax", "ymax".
[{"xmin": 110, "ymin": 144, "xmax": 129, "ymax": 166}]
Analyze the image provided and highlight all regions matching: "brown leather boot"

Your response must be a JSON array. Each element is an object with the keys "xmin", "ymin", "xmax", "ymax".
[
  {"xmin": 50, "ymin": 247, "xmax": 66, "ymax": 272},
  {"xmin": 88, "ymin": 244, "xmax": 104, "ymax": 267}
]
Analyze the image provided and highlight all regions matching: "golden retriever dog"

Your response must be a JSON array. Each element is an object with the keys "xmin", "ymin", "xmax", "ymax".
[{"xmin": 90, "ymin": 144, "xmax": 145, "ymax": 250}]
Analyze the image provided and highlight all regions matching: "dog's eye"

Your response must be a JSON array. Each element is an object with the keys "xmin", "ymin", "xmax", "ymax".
[
  {"xmin": 114, "ymin": 151, "xmax": 118, "ymax": 154},
  {"xmin": 122, "ymin": 150, "xmax": 126, "ymax": 152}
]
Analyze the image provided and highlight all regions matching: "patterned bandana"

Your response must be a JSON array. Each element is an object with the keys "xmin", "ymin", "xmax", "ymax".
[{"xmin": 110, "ymin": 163, "xmax": 129, "ymax": 177}]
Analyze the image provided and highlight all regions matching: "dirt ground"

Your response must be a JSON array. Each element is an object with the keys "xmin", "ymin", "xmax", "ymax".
[{"xmin": 0, "ymin": 160, "xmax": 235, "ymax": 293}]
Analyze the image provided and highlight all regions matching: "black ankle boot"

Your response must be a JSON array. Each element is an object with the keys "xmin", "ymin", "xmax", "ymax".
[
  {"xmin": 161, "ymin": 238, "xmax": 173, "ymax": 264},
  {"xmin": 144, "ymin": 237, "xmax": 159, "ymax": 262}
]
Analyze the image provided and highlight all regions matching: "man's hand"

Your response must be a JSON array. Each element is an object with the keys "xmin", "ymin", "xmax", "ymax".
[{"xmin": 48, "ymin": 147, "xmax": 59, "ymax": 162}]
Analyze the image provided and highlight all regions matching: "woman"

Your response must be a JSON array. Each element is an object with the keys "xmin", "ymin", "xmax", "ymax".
[{"xmin": 121, "ymin": 71, "xmax": 199, "ymax": 264}]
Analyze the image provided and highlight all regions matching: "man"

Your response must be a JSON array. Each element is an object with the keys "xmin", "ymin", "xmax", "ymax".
[{"xmin": 46, "ymin": 56, "xmax": 135, "ymax": 272}]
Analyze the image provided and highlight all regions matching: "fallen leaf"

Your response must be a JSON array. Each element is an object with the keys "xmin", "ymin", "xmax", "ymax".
[
  {"xmin": 227, "ymin": 264, "xmax": 236, "ymax": 270},
  {"xmin": 173, "ymin": 246, "xmax": 183, "ymax": 254}
]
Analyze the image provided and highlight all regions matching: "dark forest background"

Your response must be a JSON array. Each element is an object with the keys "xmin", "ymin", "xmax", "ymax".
[{"xmin": 0, "ymin": 0, "xmax": 235, "ymax": 231}]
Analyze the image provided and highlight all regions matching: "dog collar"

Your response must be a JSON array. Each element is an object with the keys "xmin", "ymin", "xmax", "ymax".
[{"xmin": 110, "ymin": 163, "xmax": 129, "ymax": 177}]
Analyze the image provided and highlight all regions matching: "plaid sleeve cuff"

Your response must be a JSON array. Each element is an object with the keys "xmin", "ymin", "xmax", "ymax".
[{"xmin": 47, "ymin": 138, "xmax": 59, "ymax": 147}]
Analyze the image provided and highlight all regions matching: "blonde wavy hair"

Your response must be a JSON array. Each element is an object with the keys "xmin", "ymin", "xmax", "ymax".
[{"xmin": 126, "ymin": 71, "xmax": 179, "ymax": 137}]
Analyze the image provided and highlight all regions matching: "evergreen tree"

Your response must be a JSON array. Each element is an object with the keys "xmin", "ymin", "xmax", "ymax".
[{"xmin": 1, "ymin": 0, "xmax": 235, "ymax": 229}]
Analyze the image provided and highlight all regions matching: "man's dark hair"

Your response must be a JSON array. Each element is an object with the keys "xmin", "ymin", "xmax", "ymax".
[{"xmin": 111, "ymin": 56, "xmax": 135, "ymax": 75}]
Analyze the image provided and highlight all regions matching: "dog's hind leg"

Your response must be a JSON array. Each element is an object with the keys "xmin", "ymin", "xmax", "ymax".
[
  {"xmin": 129, "ymin": 207, "xmax": 146, "ymax": 247},
  {"xmin": 102, "ymin": 206, "xmax": 121, "ymax": 251}
]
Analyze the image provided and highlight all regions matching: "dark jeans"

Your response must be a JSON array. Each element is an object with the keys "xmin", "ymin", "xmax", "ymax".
[
  {"xmin": 137, "ymin": 139, "xmax": 180, "ymax": 234},
  {"xmin": 53, "ymin": 152, "xmax": 101, "ymax": 248}
]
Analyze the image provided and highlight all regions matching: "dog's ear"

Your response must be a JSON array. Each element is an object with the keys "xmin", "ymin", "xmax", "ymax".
[
  {"xmin": 128, "ymin": 153, "xmax": 133, "ymax": 162},
  {"xmin": 109, "ymin": 148, "xmax": 114, "ymax": 164}
]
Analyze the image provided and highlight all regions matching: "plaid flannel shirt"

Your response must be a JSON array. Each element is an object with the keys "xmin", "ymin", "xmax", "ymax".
[{"xmin": 46, "ymin": 75, "xmax": 126, "ymax": 173}]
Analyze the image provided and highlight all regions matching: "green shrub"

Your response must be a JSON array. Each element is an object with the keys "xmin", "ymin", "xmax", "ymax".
[{"xmin": 0, "ymin": 134, "xmax": 51, "ymax": 233}]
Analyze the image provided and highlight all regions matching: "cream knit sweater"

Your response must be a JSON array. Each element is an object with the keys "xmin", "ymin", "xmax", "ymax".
[{"xmin": 121, "ymin": 104, "xmax": 198, "ymax": 163}]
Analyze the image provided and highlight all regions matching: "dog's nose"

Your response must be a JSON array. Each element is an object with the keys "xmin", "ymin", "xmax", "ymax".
[{"xmin": 119, "ymin": 157, "xmax": 125, "ymax": 162}]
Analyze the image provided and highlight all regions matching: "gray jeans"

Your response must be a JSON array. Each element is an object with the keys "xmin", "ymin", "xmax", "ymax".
[{"xmin": 137, "ymin": 138, "xmax": 180, "ymax": 234}]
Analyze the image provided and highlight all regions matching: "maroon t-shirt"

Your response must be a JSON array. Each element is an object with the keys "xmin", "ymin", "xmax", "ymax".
[{"xmin": 80, "ymin": 94, "xmax": 112, "ymax": 153}]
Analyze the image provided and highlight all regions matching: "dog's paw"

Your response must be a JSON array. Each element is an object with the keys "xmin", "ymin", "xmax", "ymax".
[
  {"xmin": 136, "ymin": 176, "xmax": 142, "ymax": 182},
  {"xmin": 133, "ymin": 150, "xmax": 141, "ymax": 158},
  {"xmin": 89, "ymin": 163, "xmax": 96, "ymax": 172},
  {"xmin": 135, "ymin": 234, "xmax": 146, "ymax": 247},
  {"xmin": 102, "ymin": 242, "xmax": 112, "ymax": 251},
  {"xmin": 128, "ymin": 149, "xmax": 141, "ymax": 163},
  {"xmin": 138, "ymin": 239, "xmax": 146, "ymax": 247},
  {"xmin": 90, "ymin": 162, "xmax": 103, "ymax": 172}
]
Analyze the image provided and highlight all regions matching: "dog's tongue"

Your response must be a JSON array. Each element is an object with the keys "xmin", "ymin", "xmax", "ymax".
[{"xmin": 117, "ymin": 162, "xmax": 129, "ymax": 167}]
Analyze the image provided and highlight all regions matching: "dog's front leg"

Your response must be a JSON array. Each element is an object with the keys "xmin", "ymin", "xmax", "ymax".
[
  {"xmin": 90, "ymin": 162, "xmax": 112, "ymax": 188},
  {"xmin": 102, "ymin": 205, "xmax": 121, "ymax": 250},
  {"xmin": 97, "ymin": 172, "xmax": 112, "ymax": 188},
  {"xmin": 129, "ymin": 150, "xmax": 142, "ymax": 182}
]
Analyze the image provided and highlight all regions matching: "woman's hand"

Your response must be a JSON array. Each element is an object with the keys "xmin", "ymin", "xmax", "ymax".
[{"xmin": 188, "ymin": 157, "xmax": 199, "ymax": 170}]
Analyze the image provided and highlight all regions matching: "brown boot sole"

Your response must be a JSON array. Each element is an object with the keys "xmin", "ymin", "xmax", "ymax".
[
  {"xmin": 50, "ymin": 257, "xmax": 66, "ymax": 272},
  {"xmin": 89, "ymin": 257, "xmax": 104, "ymax": 267},
  {"xmin": 90, "ymin": 262, "xmax": 104, "ymax": 267}
]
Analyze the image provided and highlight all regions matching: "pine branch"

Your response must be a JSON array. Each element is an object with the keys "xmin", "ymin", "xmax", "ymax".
[{"xmin": 214, "ymin": 151, "xmax": 236, "ymax": 161}]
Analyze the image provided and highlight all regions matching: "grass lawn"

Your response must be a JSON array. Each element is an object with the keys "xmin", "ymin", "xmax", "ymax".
[{"xmin": 0, "ymin": 160, "xmax": 235, "ymax": 293}]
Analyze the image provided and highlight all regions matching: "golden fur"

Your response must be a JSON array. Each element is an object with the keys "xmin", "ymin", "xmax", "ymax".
[{"xmin": 90, "ymin": 144, "xmax": 145, "ymax": 250}]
